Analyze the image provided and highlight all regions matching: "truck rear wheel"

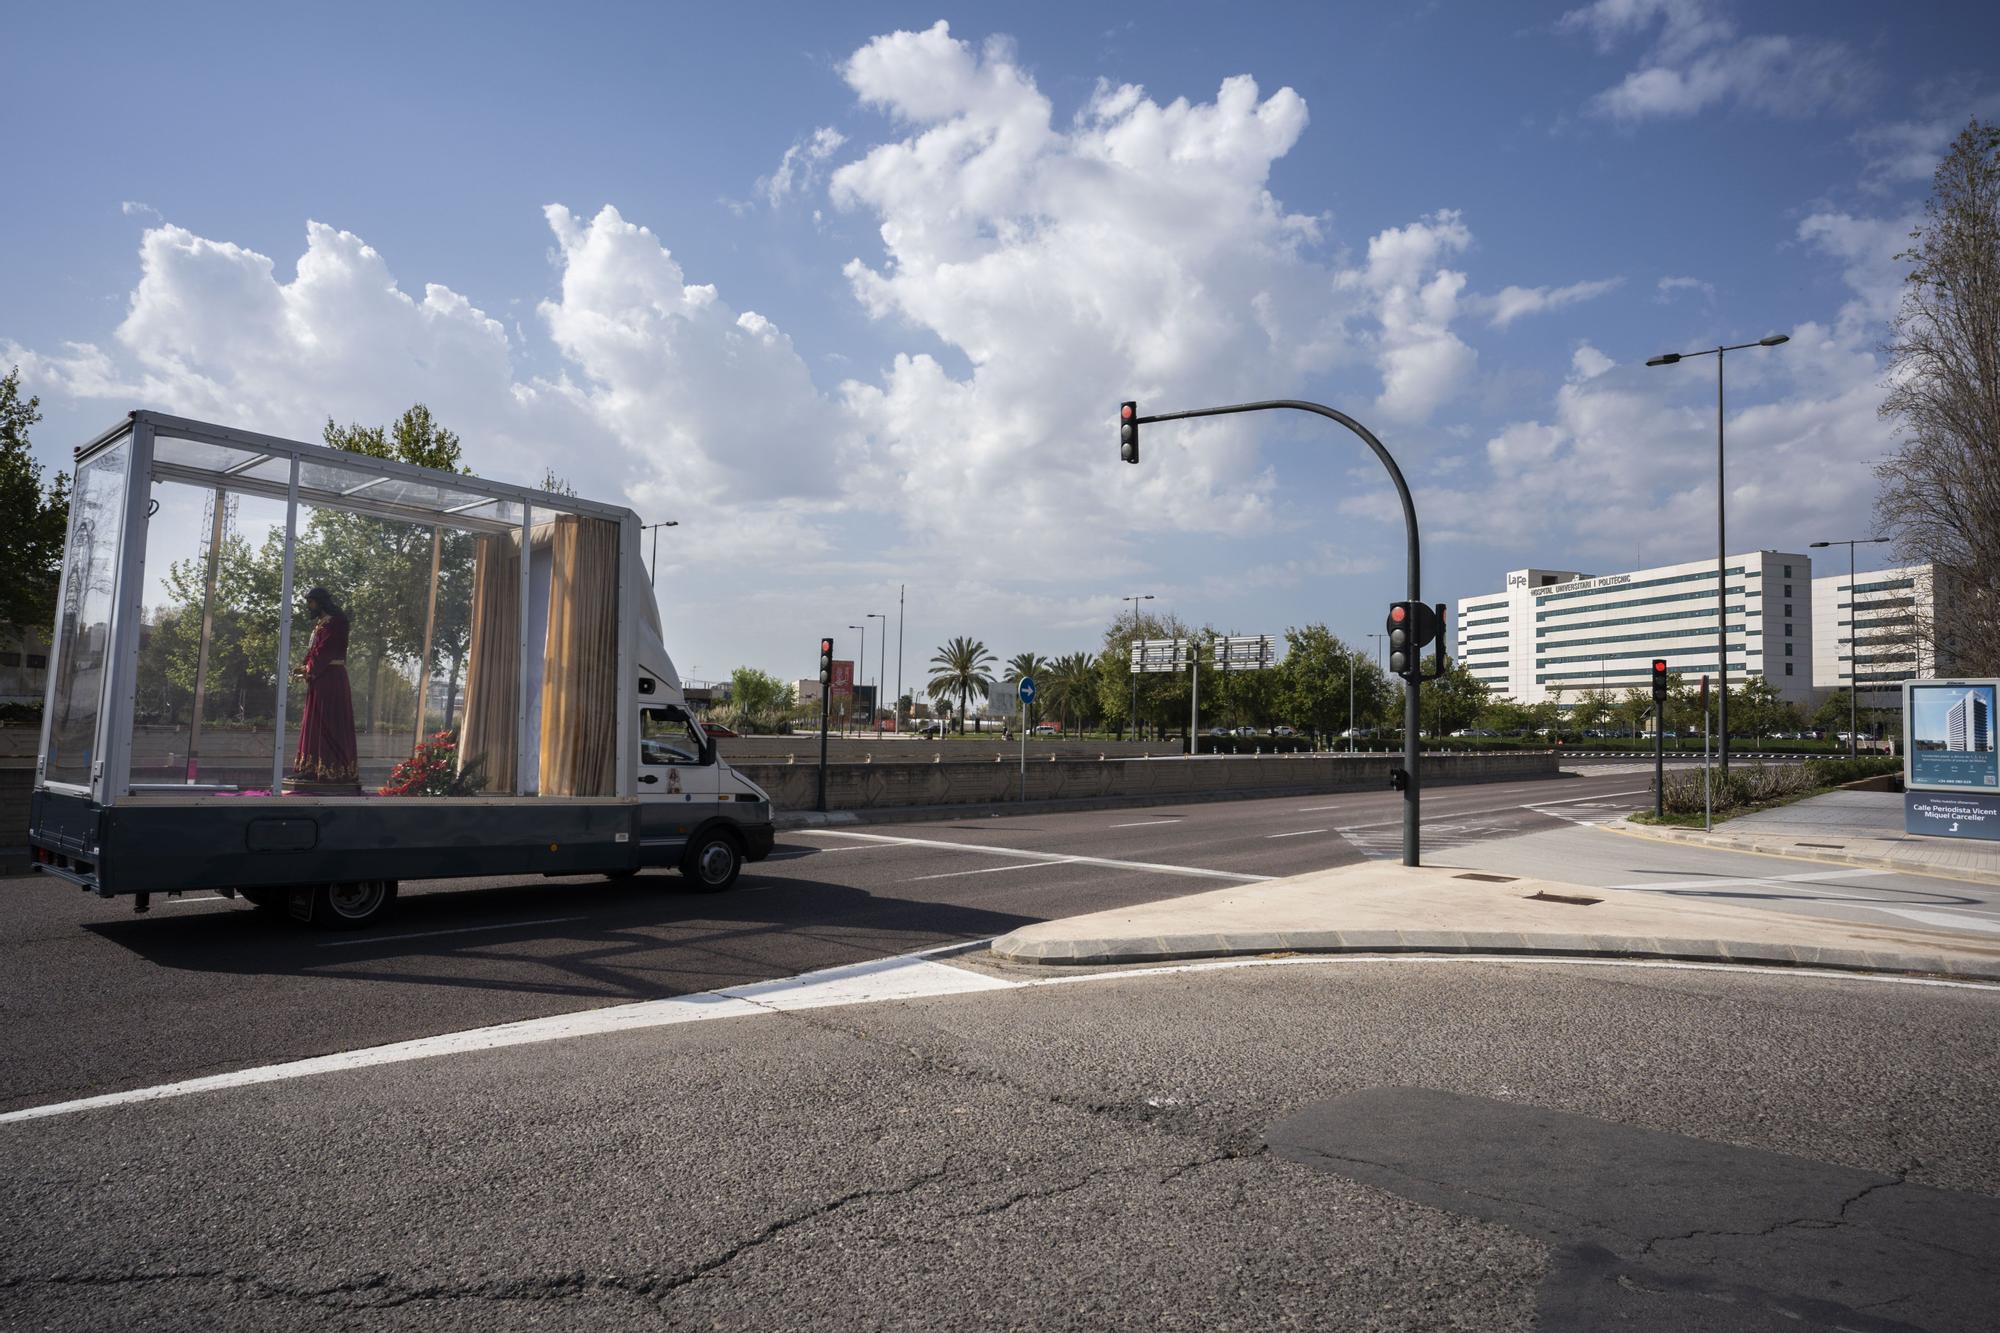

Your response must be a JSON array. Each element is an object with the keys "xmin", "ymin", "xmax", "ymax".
[
  {"xmin": 679, "ymin": 830, "xmax": 743, "ymax": 893},
  {"xmin": 311, "ymin": 879, "xmax": 397, "ymax": 929}
]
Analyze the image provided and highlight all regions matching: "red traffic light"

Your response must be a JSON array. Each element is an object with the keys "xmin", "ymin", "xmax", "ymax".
[
  {"xmin": 1390, "ymin": 605, "xmax": 1407, "ymax": 623},
  {"xmin": 1652, "ymin": 659, "xmax": 1667, "ymax": 674},
  {"xmin": 821, "ymin": 638, "xmax": 834, "ymax": 653},
  {"xmin": 1121, "ymin": 403, "xmax": 1134, "ymax": 420}
]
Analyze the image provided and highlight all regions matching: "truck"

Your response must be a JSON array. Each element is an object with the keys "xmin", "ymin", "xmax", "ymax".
[{"xmin": 25, "ymin": 411, "xmax": 775, "ymax": 928}]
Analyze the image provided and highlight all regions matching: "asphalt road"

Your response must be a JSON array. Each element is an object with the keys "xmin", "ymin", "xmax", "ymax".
[
  {"xmin": 3, "ymin": 958, "xmax": 1995, "ymax": 1330},
  {"xmin": 6, "ymin": 769, "xmax": 1989, "ymax": 1120},
  {"xmin": 0, "ymin": 770, "xmax": 1647, "ymax": 1115}
]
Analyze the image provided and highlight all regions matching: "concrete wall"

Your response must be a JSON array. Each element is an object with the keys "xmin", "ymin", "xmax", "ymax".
[
  {"xmin": 736, "ymin": 752, "xmax": 1558, "ymax": 813},
  {"xmin": 716, "ymin": 736, "xmax": 1179, "ymax": 763}
]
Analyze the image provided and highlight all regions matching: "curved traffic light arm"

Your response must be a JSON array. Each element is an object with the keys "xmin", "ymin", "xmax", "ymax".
[{"xmin": 1122, "ymin": 397, "xmax": 1426, "ymax": 867}]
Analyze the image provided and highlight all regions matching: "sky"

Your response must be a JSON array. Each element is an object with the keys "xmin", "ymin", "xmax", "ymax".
[{"xmin": 6, "ymin": 0, "xmax": 1998, "ymax": 697}]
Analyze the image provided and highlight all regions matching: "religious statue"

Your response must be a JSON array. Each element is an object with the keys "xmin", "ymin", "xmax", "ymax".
[{"xmin": 284, "ymin": 586, "xmax": 361, "ymax": 793}]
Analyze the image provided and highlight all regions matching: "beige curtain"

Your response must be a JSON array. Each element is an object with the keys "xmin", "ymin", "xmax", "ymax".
[
  {"xmin": 538, "ymin": 516, "xmax": 619, "ymax": 796},
  {"xmin": 457, "ymin": 533, "xmax": 521, "ymax": 792}
]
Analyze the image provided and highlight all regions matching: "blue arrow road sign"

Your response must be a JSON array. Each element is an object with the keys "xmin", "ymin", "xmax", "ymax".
[{"xmin": 1018, "ymin": 675, "xmax": 1037, "ymax": 704}]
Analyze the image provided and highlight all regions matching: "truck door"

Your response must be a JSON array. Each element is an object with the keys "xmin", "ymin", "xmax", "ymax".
[{"xmin": 637, "ymin": 705, "xmax": 723, "ymax": 855}]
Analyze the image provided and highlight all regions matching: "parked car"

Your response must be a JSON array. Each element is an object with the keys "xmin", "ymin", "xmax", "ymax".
[
  {"xmin": 1272, "ymin": 726, "xmax": 1298, "ymax": 737},
  {"xmin": 702, "ymin": 722, "xmax": 740, "ymax": 738},
  {"xmin": 1031, "ymin": 723, "xmax": 1062, "ymax": 735}
]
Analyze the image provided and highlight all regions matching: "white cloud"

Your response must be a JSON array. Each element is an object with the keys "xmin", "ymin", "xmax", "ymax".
[
  {"xmin": 1654, "ymin": 274, "xmax": 1714, "ymax": 303},
  {"xmin": 755, "ymin": 126, "xmax": 848, "ymax": 208},
  {"xmin": 1481, "ymin": 277, "xmax": 1622, "ymax": 328},
  {"xmin": 1795, "ymin": 208, "xmax": 1915, "ymax": 334},
  {"xmin": 1332, "ymin": 210, "xmax": 1477, "ymax": 421},
  {"xmin": 120, "ymin": 200, "xmax": 161, "ymax": 220},
  {"xmin": 1561, "ymin": 0, "xmax": 1874, "ymax": 122}
]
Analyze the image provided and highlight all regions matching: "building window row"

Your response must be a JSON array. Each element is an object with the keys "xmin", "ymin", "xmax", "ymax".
[
  {"xmin": 1536, "ymin": 623, "xmax": 1748, "ymax": 654},
  {"xmin": 1538, "ymin": 586, "xmax": 1747, "ymax": 623}
]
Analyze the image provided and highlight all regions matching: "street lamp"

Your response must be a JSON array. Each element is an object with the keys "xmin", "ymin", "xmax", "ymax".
[
  {"xmin": 866, "ymin": 612, "xmax": 887, "ymax": 737},
  {"xmin": 848, "ymin": 623, "xmax": 866, "ymax": 738},
  {"xmin": 1645, "ymin": 331, "xmax": 1789, "ymax": 773},
  {"xmin": 642, "ymin": 520, "xmax": 680, "ymax": 586},
  {"xmin": 1123, "ymin": 594, "xmax": 1154, "ymax": 740},
  {"xmin": 1810, "ymin": 537, "xmax": 1893, "ymax": 758}
]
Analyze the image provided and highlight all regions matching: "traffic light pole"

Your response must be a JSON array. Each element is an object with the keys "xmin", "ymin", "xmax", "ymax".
[
  {"xmin": 1129, "ymin": 399, "xmax": 1425, "ymax": 866},
  {"xmin": 817, "ymin": 638, "xmax": 833, "ymax": 813}
]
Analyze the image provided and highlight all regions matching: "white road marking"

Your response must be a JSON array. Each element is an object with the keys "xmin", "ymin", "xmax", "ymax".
[
  {"xmin": 1604, "ymin": 868, "xmax": 1895, "ymax": 892},
  {"xmin": 765, "ymin": 844, "xmax": 896, "ymax": 860},
  {"xmin": 159, "ymin": 894, "xmax": 226, "ymax": 907},
  {"xmin": 909, "ymin": 859, "xmax": 1081, "ymax": 882},
  {"xmin": 798, "ymin": 829, "xmax": 1274, "ymax": 883},
  {"xmin": 1108, "ymin": 819, "xmax": 1183, "ymax": 828},
  {"xmin": 315, "ymin": 917, "xmax": 587, "ymax": 948},
  {"xmin": 1267, "ymin": 829, "xmax": 1328, "ymax": 839},
  {"xmin": 6, "ymin": 949, "xmax": 1992, "ymax": 1126},
  {"xmin": 1857, "ymin": 905, "xmax": 2000, "ymax": 935},
  {"xmin": 1336, "ymin": 788, "xmax": 1652, "ymax": 832}
]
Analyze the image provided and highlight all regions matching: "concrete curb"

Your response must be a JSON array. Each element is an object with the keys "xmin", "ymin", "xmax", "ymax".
[
  {"xmin": 767, "ymin": 767, "xmax": 1580, "ymax": 831},
  {"xmin": 986, "ymin": 929, "xmax": 2000, "ymax": 984},
  {"xmin": 1604, "ymin": 816, "xmax": 2000, "ymax": 888}
]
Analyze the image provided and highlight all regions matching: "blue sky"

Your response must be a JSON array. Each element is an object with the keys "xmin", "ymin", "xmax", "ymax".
[{"xmin": 6, "ymin": 1, "xmax": 1997, "ymax": 696}]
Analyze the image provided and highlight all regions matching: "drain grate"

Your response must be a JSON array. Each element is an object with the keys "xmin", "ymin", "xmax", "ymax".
[
  {"xmin": 1454, "ymin": 873, "xmax": 1519, "ymax": 883},
  {"xmin": 1525, "ymin": 890, "xmax": 1602, "ymax": 906}
]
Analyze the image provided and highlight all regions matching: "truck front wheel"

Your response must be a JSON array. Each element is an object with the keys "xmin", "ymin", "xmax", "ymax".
[
  {"xmin": 680, "ymin": 830, "xmax": 743, "ymax": 893},
  {"xmin": 312, "ymin": 879, "xmax": 398, "ymax": 929}
]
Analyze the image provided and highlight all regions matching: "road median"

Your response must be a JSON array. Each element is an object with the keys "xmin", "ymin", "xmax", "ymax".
[{"xmin": 988, "ymin": 860, "xmax": 2000, "ymax": 982}]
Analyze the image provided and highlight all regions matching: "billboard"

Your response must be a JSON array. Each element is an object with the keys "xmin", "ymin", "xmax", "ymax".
[
  {"xmin": 830, "ymin": 661, "xmax": 854, "ymax": 698},
  {"xmin": 1904, "ymin": 679, "xmax": 1998, "ymax": 792}
]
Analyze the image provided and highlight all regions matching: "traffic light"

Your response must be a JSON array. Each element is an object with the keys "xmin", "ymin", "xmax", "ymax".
[
  {"xmin": 1386, "ymin": 602, "xmax": 1445, "ymax": 681},
  {"xmin": 1387, "ymin": 603, "xmax": 1413, "ymax": 676},
  {"xmin": 1651, "ymin": 658, "xmax": 1669, "ymax": 702},
  {"xmin": 1120, "ymin": 401, "xmax": 1139, "ymax": 464},
  {"xmin": 819, "ymin": 638, "xmax": 835, "ymax": 686}
]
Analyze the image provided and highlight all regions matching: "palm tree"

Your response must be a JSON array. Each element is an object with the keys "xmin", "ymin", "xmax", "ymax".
[
  {"xmin": 927, "ymin": 637, "xmax": 997, "ymax": 735},
  {"xmin": 1004, "ymin": 651, "xmax": 1049, "ymax": 729},
  {"xmin": 1044, "ymin": 651, "xmax": 1097, "ymax": 734}
]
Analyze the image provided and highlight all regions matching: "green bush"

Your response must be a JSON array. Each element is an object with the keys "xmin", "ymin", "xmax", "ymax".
[
  {"xmin": 1659, "ymin": 762, "xmax": 1819, "ymax": 815},
  {"xmin": 1802, "ymin": 755, "xmax": 1901, "ymax": 787}
]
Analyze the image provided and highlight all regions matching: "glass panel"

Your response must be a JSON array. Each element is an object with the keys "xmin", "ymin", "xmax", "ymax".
[
  {"xmin": 45, "ymin": 439, "xmax": 131, "ymax": 786},
  {"xmin": 126, "ymin": 481, "xmax": 289, "ymax": 791},
  {"xmin": 641, "ymin": 706, "xmax": 705, "ymax": 765},
  {"xmin": 151, "ymin": 434, "xmax": 269, "ymax": 477},
  {"xmin": 284, "ymin": 501, "xmax": 483, "ymax": 795}
]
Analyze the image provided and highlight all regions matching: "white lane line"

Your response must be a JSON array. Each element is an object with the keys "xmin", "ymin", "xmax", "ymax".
[
  {"xmin": 799, "ymin": 829, "xmax": 1274, "ymax": 884},
  {"xmin": 764, "ymin": 845, "xmax": 898, "ymax": 860},
  {"xmin": 8, "ymin": 949, "xmax": 1993, "ymax": 1126},
  {"xmin": 1337, "ymin": 788, "xmax": 1652, "ymax": 831},
  {"xmin": 909, "ymin": 859, "xmax": 1082, "ymax": 882},
  {"xmin": 1108, "ymin": 819, "xmax": 1182, "ymax": 828},
  {"xmin": 1267, "ymin": 829, "xmax": 1328, "ymax": 839},
  {"xmin": 159, "ymin": 894, "xmax": 227, "ymax": 907},
  {"xmin": 0, "ymin": 950, "xmax": 1013, "ymax": 1126},
  {"xmin": 315, "ymin": 917, "xmax": 586, "ymax": 948},
  {"xmin": 1604, "ymin": 868, "xmax": 1895, "ymax": 892}
]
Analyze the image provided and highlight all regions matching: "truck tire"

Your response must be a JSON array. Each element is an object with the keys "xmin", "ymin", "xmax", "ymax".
[
  {"xmin": 679, "ymin": 829, "xmax": 743, "ymax": 893},
  {"xmin": 311, "ymin": 879, "xmax": 397, "ymax": 929}
]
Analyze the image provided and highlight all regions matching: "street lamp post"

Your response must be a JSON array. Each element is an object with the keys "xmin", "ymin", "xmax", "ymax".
[
  {"xmin": 848, "ymin": 623, "xmax": 866, "ymax": 738},
  {"xmin": 642, "ymin": 520, "xmax": 680, "ymax": 586},
  {"xmin": 867, "ymin": 612, "xmax": 887, "ymax": 737},
  {"xmin": 1123, "ymin": 593, "xmax": 1154, "ymax": 740},
  {"xmin": 1810, "ymin": 537, "xmax": 1892, "ymax": 758},
  {"xmin": 1646, "ymin": 332, "xmax": 1789, "ymax": 773}
]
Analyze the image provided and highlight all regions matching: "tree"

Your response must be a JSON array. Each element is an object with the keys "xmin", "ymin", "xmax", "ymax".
[
  {"xmin": 1386, "ymin": 657, "xmax": 1487, "ymax": 738},
  {"xmin": 1092, "ymin": 609, "xmax": 1194, "ymax": 738},
  {"xmin": 0, "ymin": 367, "xmax": 70, "ymax": 632},
  {"xmin": 1569, "ymin": 687, "xmax": 1613, "ymax": 734},
  {"xmin": 927, "ymin": 637, "xmax": 996, "ymax": 734},
  {"xmin": 1615, "ymin": 688, "xmax": 1653, "ymax": 738},
  {"xmin": 1003, "ymin": 651, "xmax": 1049, "ymax": 728},
  {"xmin": 1876, "ymin": 118, "xmax": 2000, "ymax": 674},
  {"xmin": 715, "ymin": 666, "xmax": 795, "ymax": 733},
  {"xmin": 1042, "ymin": 651, "xmax": 1099, "ymax": 733},
  {"xmin": 1275, "ymin": 625, "xmax": 1388, "ymax": 743}
]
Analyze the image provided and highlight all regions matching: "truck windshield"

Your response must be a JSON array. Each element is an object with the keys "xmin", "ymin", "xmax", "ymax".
[
  {"xmin": 641, "ymin": 708, "xmax": 706, "ymax": 765},
  {"xmin": 44, "ymin": 437, "xmax": 132, "ymax": 787}
]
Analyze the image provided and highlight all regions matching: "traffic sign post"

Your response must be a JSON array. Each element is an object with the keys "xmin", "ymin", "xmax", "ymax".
[{"xmin": 1018, "ymin": 675, "xmax": 1037, "ymax": 801}]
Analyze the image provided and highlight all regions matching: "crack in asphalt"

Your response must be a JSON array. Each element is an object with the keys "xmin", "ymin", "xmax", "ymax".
[{"xmin": 1635, "ymin": 1170, "xmax": 1911, "ymax": 1258}]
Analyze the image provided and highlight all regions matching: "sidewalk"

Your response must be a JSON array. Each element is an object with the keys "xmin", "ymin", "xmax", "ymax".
[
  {"xmin": 1608, "ymin": 789, "xmax": 2000, "ymax": 887},
  {"xmin": 987, "ymin": 859, "xmax": 2000, "ymax": 982}
]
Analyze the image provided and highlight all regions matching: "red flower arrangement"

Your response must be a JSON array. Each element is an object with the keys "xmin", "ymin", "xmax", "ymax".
[{"xmin": 378, "ymin": 730, "xmax": 488, "ymax": 797}]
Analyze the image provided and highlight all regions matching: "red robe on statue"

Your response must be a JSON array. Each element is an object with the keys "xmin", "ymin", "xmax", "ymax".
[{"xmin": 292, "ymin": 612, "xmax": 358, "ymax": 786}]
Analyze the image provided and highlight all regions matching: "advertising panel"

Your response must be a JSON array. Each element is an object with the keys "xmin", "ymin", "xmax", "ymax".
[
  {"xmin": 830, "ymin": 661, "xmax": 854, "ymax": 698},
  {"xmin": 1903, "ymin": 679, "xmax": 1998, "ymax": 792}
]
